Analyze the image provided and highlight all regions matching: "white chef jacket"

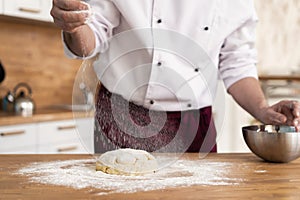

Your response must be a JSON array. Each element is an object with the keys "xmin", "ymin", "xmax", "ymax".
[{"xmin": 64, "ymin": 0, "xmax": 258, "ymax": 112}]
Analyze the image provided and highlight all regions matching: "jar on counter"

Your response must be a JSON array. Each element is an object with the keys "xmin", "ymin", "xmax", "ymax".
[{"xmin": 2, "ymin": 91, "xmax": 15, "ymax": 112}]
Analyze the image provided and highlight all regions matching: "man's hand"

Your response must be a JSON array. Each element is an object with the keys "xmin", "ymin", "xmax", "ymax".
[
  {"xmin": 51, "ymin": 0, "xmax": 90, "ymax": 33},
  {"xmin": 260, "ymin": 100, "xmax": 300, "ymax": 131},
  {"xmin": 50, "ymin": 0, "xmax": 95, "ymax": 56},
  {"xmin": 228, "ymin": 77, "xmax": 300, "ymax": 131}
]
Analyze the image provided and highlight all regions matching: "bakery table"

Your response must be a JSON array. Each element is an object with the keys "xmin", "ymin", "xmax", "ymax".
[{"xmin": 1, "ymin": 153, "xmax": 300, "ymax": 200}]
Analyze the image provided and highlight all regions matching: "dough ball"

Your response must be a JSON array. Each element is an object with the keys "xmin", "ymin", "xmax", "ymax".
[{"xmin": 96, "ymin": 148, "xmax": 158, "ymax": 175}]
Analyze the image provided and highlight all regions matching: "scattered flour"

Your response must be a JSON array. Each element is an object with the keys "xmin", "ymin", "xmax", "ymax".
[
  {"xmin": 254, "ymin": 169, "xmax": 267, "ymax": 173},
  {"xmin": 15, "ymin": 157, "xmax": 243, "ymax": 195}
]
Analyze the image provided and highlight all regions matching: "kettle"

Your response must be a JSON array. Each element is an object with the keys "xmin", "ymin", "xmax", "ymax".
[{"xmin": 13, "ymin": 82, "xmax": 35, "ymax": 116}]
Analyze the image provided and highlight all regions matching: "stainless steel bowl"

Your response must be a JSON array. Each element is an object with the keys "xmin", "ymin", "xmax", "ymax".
[{"xmin": 242, "ymin": 125, "xmax": 300, "ymax": 163}]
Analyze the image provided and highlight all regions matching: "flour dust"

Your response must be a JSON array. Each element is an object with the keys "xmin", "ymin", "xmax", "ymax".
[{"xmin": 15, "ymin": 157, "xmax": 244, "ymax": 195}]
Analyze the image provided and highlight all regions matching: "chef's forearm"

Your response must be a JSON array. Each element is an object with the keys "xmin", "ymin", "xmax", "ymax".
[
  {"xmin": 228, "ymin": 77, "xmax": 268, "ymax": 122},
  {"xmin": 63, "ymin": 25, "xmax": 95, "ymax": 57}
]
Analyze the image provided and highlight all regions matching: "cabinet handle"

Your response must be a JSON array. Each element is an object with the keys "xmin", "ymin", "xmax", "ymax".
[
  {"xmin": 57, "ymin": 125, "xmax": 76, "ymax": 131},
  {"xmin": 18, "ymin": 7, "xmax": 41, "ymax": 14},
  {"xmin": 57, "ymin": 146, "xmax": 78, "ymax": 152},
  {"xmin": 0, "ymin": 130, "xmax": 25, "ymax": 137}
]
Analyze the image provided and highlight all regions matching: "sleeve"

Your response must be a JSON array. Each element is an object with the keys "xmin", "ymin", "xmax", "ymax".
[
  {"xmin": 63, "ymin": 0, "xmax": 121, "ymax": 59},
  {"xmin": 219, "ymin": 5, "xmax": 259, "ymax": 90}
]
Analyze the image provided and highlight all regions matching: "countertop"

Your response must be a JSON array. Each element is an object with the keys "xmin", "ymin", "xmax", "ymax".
[
  {"xmin": 0, "ymin": 108, "xmax": 94, "ymax": 126},
  {"xmin": 1, "ymin": 153, "xmax": 300, "ymax": 199},
  {"xmin": 259, "ymin": 74, "xmax": 300, "ymax": 81}
]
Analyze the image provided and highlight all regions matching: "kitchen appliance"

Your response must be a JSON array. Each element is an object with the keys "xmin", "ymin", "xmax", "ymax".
[
  {"xmin": 13, "ymin": 82, "xmax": 35, "ymax": 116},
  {"xmin": 242, "ymin": 125, "xmax": 300, "ymax": 163}
]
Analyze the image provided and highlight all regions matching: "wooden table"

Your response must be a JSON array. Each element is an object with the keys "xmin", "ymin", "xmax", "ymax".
[{"xmin": 1, "ymin": 153, "xmax": 300, "ymax": 199}]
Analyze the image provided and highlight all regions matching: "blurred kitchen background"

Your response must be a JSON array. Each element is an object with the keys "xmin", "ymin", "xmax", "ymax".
[
  {"xmin": 0, "ymin": 0, "xmax": 299, "ymax": 154},
  {"xmin": 216, "ymin": 0, "xmax": 300, "ymax": 152}
]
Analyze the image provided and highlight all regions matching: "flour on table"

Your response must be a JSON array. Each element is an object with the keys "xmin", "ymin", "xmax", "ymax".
[{"xmin": 15, "ymin": 157, "xmax": 244, "ymax": 195}]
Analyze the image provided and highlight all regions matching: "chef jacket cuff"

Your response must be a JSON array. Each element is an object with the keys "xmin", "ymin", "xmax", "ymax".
[
  {"xmin": 222, "ymin": 64, "xmax": 258, "ymax": 90},
  {"xmin": 61, "ymin": 23, "xmax": 100, "ymax": 60}
]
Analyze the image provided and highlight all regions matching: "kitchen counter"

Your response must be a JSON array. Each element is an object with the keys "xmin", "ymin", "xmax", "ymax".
[
  {"xmin": 0, "ymin": 108, "xmax": 94, "ymax": 126},
  {"xmin": 258, "ymin": 74, "xmax": 300, "ymax": 99},
  {"xmin": 259, "ymin": 74, "xmax": 300, "ymax": 81},
  {"xmin": 1, "ymin": 153, "xmax": 300, "ymax": 199}
]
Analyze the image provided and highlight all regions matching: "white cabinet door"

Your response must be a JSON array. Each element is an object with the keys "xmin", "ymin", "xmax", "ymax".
[
  {"xmin": 75, "ymin": 117, "xmax": 94, "ymax": 154},
  {"xmin": 3, "ymin": 0, "xmax": 53, "ymax": 22},
  {"xmin": 0, "ymin": 123, "xmax": 37, "ymax": 154},
  {"xmin": 0, "ymin": 117, "xmax": 94, "ymax": 154},
  {"xmin": 37, "ymin": 119, "xmax": 93, "ymax": 154},
  {"xmin": 38, "ymin": 142, "xmax": 87, "ymax": 154},
  {"xmin": 0, "ymin": 0, "xmax": 4, "ymax": 14},
  {"xmin": 214, "ymin": 81, "xmax": 251, "ymax": 153}
]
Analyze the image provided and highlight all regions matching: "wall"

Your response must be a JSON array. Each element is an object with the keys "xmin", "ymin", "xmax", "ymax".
[
  {"xmin": 0, "ymin": 17, "xmax": 82, "ymax": 109},
  {"xmin": 254, "ymin": 0, "xmax": 300, "ymax": 74}
]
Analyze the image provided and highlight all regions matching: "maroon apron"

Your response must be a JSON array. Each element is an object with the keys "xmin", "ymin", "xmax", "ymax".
[{"xmin": 94, "ymin": 86, "xmax": 217, "ymax": 153}]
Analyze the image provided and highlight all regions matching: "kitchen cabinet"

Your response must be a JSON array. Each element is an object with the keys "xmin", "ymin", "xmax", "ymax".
[
  {"xmin": 37, "ymin": 118, "xmax": 94, "ymax": 154},
  {"xmin": 0, "ymin": 123, "xmax": 37, "ymax": 153},
  {"xmin": 3, "ymin": 0, "xmax": 53, "ymax": 22},
  {"xmin": 0, "ymin": 117, "xmax": 94, "ymax": 154},
  {"xmin": 216, "ymin": 93, "xmax": 253, "ymax": 153},
  {"xmin": 0, "ymin": 0, "xmax": 3, "ymax": 14},
  {"xmin": 214, "ymin": 82, "xmax": 252, "ymax": 153}
]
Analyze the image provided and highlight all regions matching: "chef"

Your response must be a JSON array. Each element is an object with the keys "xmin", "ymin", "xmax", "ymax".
[{"xmin": 51, "ymin": 0, "xmax": 300, "ymax": 153}]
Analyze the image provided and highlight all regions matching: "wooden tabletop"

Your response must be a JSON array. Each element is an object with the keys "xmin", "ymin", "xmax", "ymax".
[{"xmin": 1, "ymin": 153, "xmax": 300, "ymax": 200}]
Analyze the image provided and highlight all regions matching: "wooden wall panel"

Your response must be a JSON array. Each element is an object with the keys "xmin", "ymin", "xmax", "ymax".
[{"xmin": 0, "ymin": 18, "xmax": 82, "ymax": 109}]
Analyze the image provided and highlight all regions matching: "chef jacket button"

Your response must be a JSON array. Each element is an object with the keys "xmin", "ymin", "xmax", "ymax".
[
  {"xmin": 194, "ymin": 68, "xmax": 200, "ymax": 72},
  {"xmin": 157, "ymin": 19, "xmax": 162, "ymax": 24},
  {"xmin": 187, "ymin": 103, "xmax": 192, "ymax": 108},
  {"xmin": 204, "ymin": 26, "xmax": 209, "ymax": 31},
  {"xmin": 150, "ymin": 100, "xmax": 155, "ymax": 105},
  {"xmin": 221, "ymin": 44, "xmax": 225, "ymax": 48},
  {"xmin": 157, "ymin": 62, "xmax": 162, "ymax": 66}
]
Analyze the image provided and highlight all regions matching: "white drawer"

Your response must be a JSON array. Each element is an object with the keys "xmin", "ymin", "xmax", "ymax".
[
  {"xmin": 37, "ymin": 119, "xmax": 93, "ymax": 154},
  {"xmin": 74, "ymin": 118, "xmax": 95, "ymax": 153},
  {"xmin": 0, "ymin": 124, "xmax": 37, "ymax": 153},
  {"xmin": 3, "ymin": 0, "xmax": 53, "ymax": 22},
  {"xmin": 38, "ymin": 140, "xmax": 88, "ymax": 154},
  {"xmin": 37, "ymin": 120, "xmax": 80, "ymax": 145},
  {"xmin": 0, "ymin": 0, "xmax": 3, "ymax": 14},
  {"xmin": 0, "ymin": 146, "xmax": 36, "ymax": 154}
]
